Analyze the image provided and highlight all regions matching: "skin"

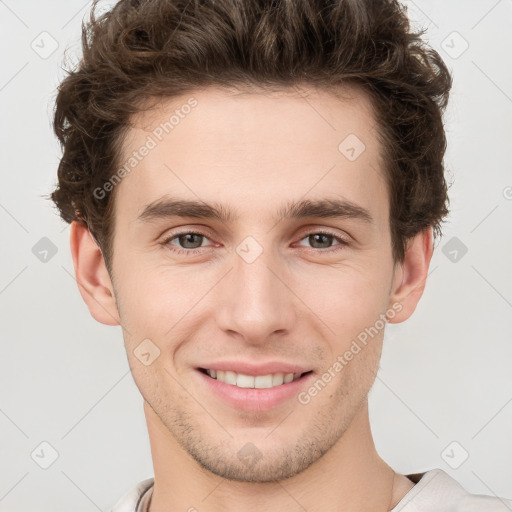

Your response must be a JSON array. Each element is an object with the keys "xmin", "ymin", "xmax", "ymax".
[{"xmin": 70, "ymin": 84, "xmax": 432, "ymax": 511}]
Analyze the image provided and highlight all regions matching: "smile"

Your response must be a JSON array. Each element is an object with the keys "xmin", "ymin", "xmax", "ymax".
[{"xmin": 200, "ymin": 368, "xmax": 311, "ymax": 388}]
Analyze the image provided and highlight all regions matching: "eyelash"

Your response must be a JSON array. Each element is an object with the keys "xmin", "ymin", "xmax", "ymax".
[{"xmin": 160, "ymin": 229, "xmax": 349, "ymax": 256}]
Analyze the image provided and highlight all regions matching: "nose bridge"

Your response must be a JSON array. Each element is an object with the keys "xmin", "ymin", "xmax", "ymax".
[{"xmin": 215, "ymin": 238, "xmax": 296, "ymax": 342}]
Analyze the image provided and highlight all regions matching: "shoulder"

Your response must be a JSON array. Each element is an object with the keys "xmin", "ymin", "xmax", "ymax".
[
  {"xmin": 110, "ymin": 478, "xmax": 154, "ymax": 512},
  {"xmin": 392, "ymin": 469, "xmax": 512, "ymax": 512}
]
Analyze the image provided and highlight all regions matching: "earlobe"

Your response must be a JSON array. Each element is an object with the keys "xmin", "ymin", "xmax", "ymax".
[
  {"xmin": 69, "ymin": 221, "xmax": 121, "ymax": 326},
  {"xmin": 387, "ymin": 227, "xmax": 434, "ymax": 324}
]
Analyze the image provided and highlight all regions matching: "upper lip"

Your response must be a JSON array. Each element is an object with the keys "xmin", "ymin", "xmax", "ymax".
[{"xmin": 197, "ymin": 361, "xmax": 313, "ymax": 376}]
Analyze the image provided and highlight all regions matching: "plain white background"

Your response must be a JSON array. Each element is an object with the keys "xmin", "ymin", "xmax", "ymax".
[{"xmin": 0, "ymin": 0, "xmax": 511, "ymax": 510}]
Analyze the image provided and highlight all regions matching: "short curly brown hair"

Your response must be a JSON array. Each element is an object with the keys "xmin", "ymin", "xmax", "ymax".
[{"xmin": 49, "ymin": 0, "xmax": 452, "ymax": 274}]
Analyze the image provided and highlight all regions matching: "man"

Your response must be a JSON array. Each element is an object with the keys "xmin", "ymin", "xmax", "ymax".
[{"xmin": 50, "ymin": 0, "xmax": 511, "ymax": 510}]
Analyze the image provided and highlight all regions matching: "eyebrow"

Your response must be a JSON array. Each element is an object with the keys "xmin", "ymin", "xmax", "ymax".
[{"xmin": 137, "ymin": 196, "xmax": 374, "ymax": 225}]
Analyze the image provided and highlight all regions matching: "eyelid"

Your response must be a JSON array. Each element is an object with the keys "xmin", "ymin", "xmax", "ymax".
[
  {"xmin": 160, "ymin": 229, "xmax": 216, "ymax": 253},
  {"xmin": 293, "ymin": 229, "xmax": 349, "ymax": 249},
  {"xmin": 295, "ymin": 224, "xmax": 350, "ymax": 240}
]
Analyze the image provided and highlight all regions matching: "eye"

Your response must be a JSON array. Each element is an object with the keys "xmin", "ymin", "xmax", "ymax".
[
  {"xmin": 161, "ymin": 229, "xmax": 349, "ymax": 256},
  {"xmin": 296, "ymin": 231, "xmax": 348, "ymax": 251},
  {"xmin": 161, "ymin": 231, "xmax": 213, "ymax": 255}
]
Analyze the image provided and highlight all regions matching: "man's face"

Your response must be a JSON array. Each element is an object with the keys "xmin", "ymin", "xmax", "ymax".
[{"xmin": 109, "ymin": 85, "xmax": 399, "ymax": 482}]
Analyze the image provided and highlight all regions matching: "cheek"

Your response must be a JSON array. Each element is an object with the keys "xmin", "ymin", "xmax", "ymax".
[
  {"xmin": 294, "ymin": 264, "xmax": 390, "ymax": 332},
  {"xmin": 114, "ymin": 263, "xmax": 202, "ymax": 329},
  {"xmin": 113, "ymin": 264, "xmax": 225, "ymax": 380},
  {"xmin": 331, "ymin": 338, "xmax": 382, "ymax": 409}
]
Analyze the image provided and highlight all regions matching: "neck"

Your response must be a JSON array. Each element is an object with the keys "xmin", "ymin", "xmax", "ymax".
[{"xmin": 144, "ymin": 399, "xmax": 408, "ymax": 512}]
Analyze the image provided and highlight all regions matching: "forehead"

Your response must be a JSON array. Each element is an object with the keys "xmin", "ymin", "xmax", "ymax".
[{"xmin": 114, "ymin": 84, "xmax": 388, "ymax": 228}]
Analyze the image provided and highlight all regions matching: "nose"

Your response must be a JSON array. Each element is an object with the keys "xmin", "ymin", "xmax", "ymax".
[{"xmin": 215, "ymin": 242, "xmax": 298, "ymax": 346}]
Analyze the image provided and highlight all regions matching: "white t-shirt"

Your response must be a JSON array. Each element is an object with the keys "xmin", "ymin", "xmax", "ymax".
[{"xmin": 110, "ymin": 468, "xmax": 512, "ymax": 512}]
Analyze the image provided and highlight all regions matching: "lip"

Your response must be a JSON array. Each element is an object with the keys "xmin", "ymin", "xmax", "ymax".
[
  {"xmin": 195, "ymin": 366, "xmax": 315, "ymax": 412},
  {"xmin": 196, "ymin": 361, "xmax": 311, "ymax": 376}
]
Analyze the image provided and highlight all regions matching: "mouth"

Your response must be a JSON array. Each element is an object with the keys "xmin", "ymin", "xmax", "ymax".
[{"xmin": 198, "ymin": 368, "xmax": 314, "ymax": 389}]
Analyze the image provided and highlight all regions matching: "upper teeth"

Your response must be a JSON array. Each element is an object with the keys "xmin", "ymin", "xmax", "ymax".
[{"xmin": 206, "ymin": 369, "xmax": 302, "ymax": 388}]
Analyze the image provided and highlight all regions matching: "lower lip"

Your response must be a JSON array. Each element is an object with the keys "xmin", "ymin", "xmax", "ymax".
[{"xmin": 196, "ymin": 369, "xmax": 315, "ymax": 411}]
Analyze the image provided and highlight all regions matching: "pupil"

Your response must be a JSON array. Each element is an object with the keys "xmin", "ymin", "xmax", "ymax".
[
  {"xmin": 180, "ymin": 234, "xmax": 202, "ymax": 248},
  {"xmin": 311, "ymin": 234, "xmax": 330, "ymax": 248}
]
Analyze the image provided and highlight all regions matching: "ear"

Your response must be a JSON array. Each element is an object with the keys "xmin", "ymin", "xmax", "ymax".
[
  {"xmin": 69, "ymin": 221, "xmax": 121, "ymax": 326},
  {"xmin": 387, "ymin": 227, "xmax": 434, "ymax": 323}
]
